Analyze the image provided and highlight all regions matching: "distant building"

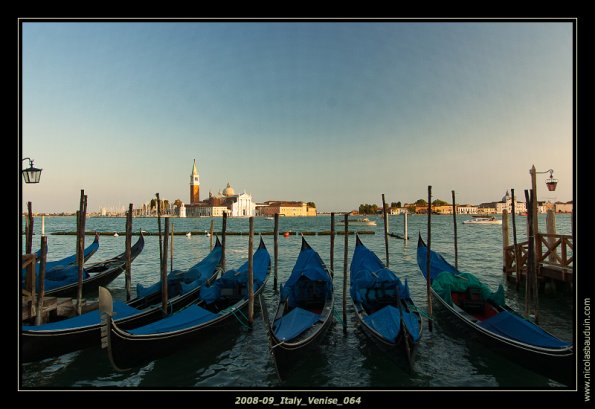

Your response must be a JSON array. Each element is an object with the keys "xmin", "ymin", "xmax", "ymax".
[
  {"xmin": 481, "ymin": 191, "xmax": 527, "ymax": 214},
  {"xmin": 457, "ymin": 204, "xmax": 478, "ymax": 215},
  {"xmin": 178, "ymin": 203, "xmax": 186, "ymax": 218},
  {"xmin": 554, "ymin": 201, "xmax": 573, "ymax": 213},
  {"xmin": 257, "ymin": 201, "xmax": 316, "ymax": 217},
  {"xmin": 190, "ymin": 159, "xmax": 200, "ymax": 204}
]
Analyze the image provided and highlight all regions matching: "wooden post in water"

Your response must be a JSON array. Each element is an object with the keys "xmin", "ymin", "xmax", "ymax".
[
  {"xmin": 426, "ymin": 186, "xmax": 433, "ymax": 332},
  {"xmin": 546, "ymin": 209, "xmax": 557, "ymax": 263},
  {"xmin": 247, "ymin": 217, "xmax": 254, "ymax": 325},
  {"xmin": 524, "ymin": 189, "xmax": 534, "ymax": 319},
  {"xmin": 330, "ymin": 212, "xmax": 335, "ymax": 277},
  {"xmin": 342, "ymin": 213, "xmax": 348, "ymax": 335},
  {"xmin": 221, "ymin": 212, "xmax": 227, "ymax": 272},
  {"xmin": 76, "ymin": 190, "xmax": 87, "ymax": 316},
  {"xmin": 451, "ymin": 190, "xmax": 458, "ymax": 270},
  {"xmin": 404, "ymin": 210, "xmax": 408, "ymax": 241},
  {"xmin": 502, "ymin": 209, "xmax": 509, "ymax": 273},
  {"xmin": 26, "ymin": 202, "xmax": 33, "ymax": 254},
  {"xmin": 381, "ymin": 194, "xmax": 389, "ymax": 267},
  {"xmin": 125, "ymin": 203, "xmax": 133, "ymax": 301},
  {"xmin": 170, "ymin": 221, "xmax": 175, "ymax": 272},
  {"xmin": 510, "ymin": 189, "xmax": 521, "ymax": 289},
  {"xmin": 41, "ymin": 215, "xmax": 45, "ymax": 236},
  {"xmin": 35, "ymin": 235, "xmax": 47, "ymax": 326},
  {"xmin": 161, "ymin": 217, "xmax": 170, "ymax": 316},
  {"xmin": 209, "ymin": 219, "xmax": 214, "ymax": 250},
  {"xmin": 273, "ymin": 213, "xmax": 279, "ymax": 291},
  {"xmin": 156, "ymin": 193, "xmax": 163, "ymax": 267}
]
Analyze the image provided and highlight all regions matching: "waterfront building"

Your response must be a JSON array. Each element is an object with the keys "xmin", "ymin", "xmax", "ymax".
[
  {"xmin": 257, "ymin": 201, "xmax": 316, "ymax": 217},
  {"xmin": 457, "ymin": 204, "xmax": 478, "ymax": 215},
  {"xmin": 554, "ymin": 201, "xmax": 573, "ymax": 213}
]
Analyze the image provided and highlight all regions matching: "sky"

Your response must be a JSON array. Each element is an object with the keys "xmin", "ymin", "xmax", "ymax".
[{"xmin": 20, "ymin": 21, "xmax": 574, "ymax": 213}]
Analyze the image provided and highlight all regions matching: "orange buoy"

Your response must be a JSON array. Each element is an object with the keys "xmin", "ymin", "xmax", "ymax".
[{"xmin": 283, "ymin": 231, "xmax": 290, "ymax": 238}]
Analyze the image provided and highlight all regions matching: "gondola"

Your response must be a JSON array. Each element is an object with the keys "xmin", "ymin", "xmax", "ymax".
[
  {"xmin": 100, "ymin": 237, "xmax": 271, "ymax": 370},
  {"xmin": 21, "ymin": 236, "xmax": 221, "ymax": 363},
  {"xmin": 349, "ymin": 235, "xmax": 422, "ymax": 371},
  {"xmin": 22, "ymin": 233, "xmax": 100, "ymax": 281},
  {"xmin": 266, "ymin": 236, "xmax": 333, "ymax": 377},
  {"xmin": 416, "ymin": 234, "xmax": 573, "ymax": 385},
  {"xmin": 39, "ymin": 233, "xmax": 144, "ymax": 298}
]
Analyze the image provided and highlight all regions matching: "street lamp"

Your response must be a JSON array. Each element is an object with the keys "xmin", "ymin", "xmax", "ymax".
[
  {"xmin": 529, "ymin": 165, "xmax": 557, "ymax": 239},
  {"xmin": 22, "ymin": 158, "xmax": 42, "ymax": 184}
]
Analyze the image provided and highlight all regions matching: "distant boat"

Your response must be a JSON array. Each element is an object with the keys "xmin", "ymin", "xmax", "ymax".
[
  {"xmin": 338, "ymin": 217, "xmax": 377, "ymax": 226},
  {"xmin": 186, "ymin": 232, "xmax": 191, "ymax": 237},
  {"xmin": 265, "ymin": 216, "xmax": 274, "ymax": 220},
  {"xmin": 113, "ymin": 232, "xmax": 119, "ymax": 237},
  {"xmin": 463, "ymin": 217, "xmax": 502, "ymax": 225}
]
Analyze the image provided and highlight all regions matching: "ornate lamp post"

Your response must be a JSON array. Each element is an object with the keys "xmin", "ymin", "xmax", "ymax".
[
  {"xmin": 529, "ymin": 165, "xmax": 557, "ymax": 241},
  {"xmin": 22, "ymin": 158, "xmax": 42, "ymax": 184}
]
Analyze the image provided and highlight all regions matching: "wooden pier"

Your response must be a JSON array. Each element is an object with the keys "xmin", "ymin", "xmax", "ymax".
[{"xmin": 503, "ymin": 233, "xmax": 573, "ymax": 285}]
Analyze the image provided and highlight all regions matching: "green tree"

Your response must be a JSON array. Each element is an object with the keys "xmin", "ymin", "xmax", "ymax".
[
  {"xmin": 307, "ymin": 202, "xmax": 316, "ymax": 208},
  {"xmin": 390, "ymin": 201, "xmax": 402, "ymax": 208},
  {"xmin": 415, "ymin": 199, "xmax": 427, "ymax": 206},
  {"xmin": 432, "ymin": 199, "xmax": 448, "ymax": 206},
  {"xmin": 406, "ymin": 205, "xmax": 416, "ymax": 214}
]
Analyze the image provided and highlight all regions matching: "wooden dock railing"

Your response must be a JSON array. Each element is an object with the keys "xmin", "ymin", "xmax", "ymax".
[{"xmin": 503, "ymin": 233, "xmax": 573, "ymax": 283}]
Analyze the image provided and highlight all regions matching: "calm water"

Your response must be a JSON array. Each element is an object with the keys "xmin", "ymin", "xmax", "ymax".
[{"xmin": 20, "ymin": 214, "xmax": 574, "ymax": 389}]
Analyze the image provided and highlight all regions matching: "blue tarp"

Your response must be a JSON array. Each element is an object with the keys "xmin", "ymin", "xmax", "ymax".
[
  {"xmin": 402, "ymin": 309, "xmax": 422, "ymax": 342},
  {"xmin": 128, "ymin": 304, "xmax": 218, "ymax": 335},
  {"xmin": 363, "ymin": 305, "xmax": 402, "ymax": 343},
  {"xmin": 280, "ymin": 243, "xmax": 332, "ymax": 308},
  {"xmin": 478, "ymin": 310, "xmax": 571, "ymax": 349},
  {"xmin": 22, "ymin": 238, "xmax": 100, "ymax": 280},
  {"xmin": 38, "ymin": 265, "xmax": 91, "ymax": 291},
  {"xmin": 135, "ymin": 242, "xmax": 222, "ymax": 299},
  {"xmin": 349, "ymin": 240, "xmax": 410, "ymax": 302},
  {"xmin": 416, "ymin": 239, "xmax": 459, "ymax": 282},
  {"xmin": 22, "ymin": 301, "xmax": 141, "ymax": 331},
  {"xmin": 273, "ymin": 307, "xmax": 321, "ymax": 341}
]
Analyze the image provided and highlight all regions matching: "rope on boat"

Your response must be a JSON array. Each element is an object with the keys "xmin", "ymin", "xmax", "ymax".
[
  {"xmin": 333, "ymin": 308, "xmax": 344, "ymax": 326},
  {"xmin": 228, "ymin": 307, "xmax": 250, "ymax": 330},
  {"xmin": 409, "ymin": 304, "xmax": 434, "ymax": 321},
  {"xmin": 270, "ymin": 340, "xmax": 286, "ymax": 349}
]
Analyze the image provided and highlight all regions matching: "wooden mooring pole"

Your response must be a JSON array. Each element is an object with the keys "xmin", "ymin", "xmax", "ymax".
[
  {"xmin": 76, "ymin": 190, "xmax": 87, "ymax": 316},
  {"xmin": 170, "ymin": 221, "xmax": 175, "ymax": 272},
  {"xmin": 546, "ymin": 209, "xmax": 557, "ymax": 263},
  {"xmin": 502, "ymin": 209, "xmax": 509, "ymax": 274},
  {"xmin": 161, "ymin": 217, "xmax": 170, "ymax": 316},
  {"xmin": 330, "ymin": 212, "xmax": 335, "ymax": 277},
  {"xmin": 125, "ymin": 203, "xmax": 133, "ymax": 301},
  {"xmin": 510, "ymin": 189, "xmax": 521, "ymax": 289},
  {"xmin": 426, "ymin": 186, "xmax": 433, "ymax": 332},
  {"xmin": 41, "ymin": 215, "xmax": 45, "ymax": 236},
  {"xmin": 221, "ymin": 212, "xmax": 227, "ymax": 272},
  {"xmin": 209, "ymin": 219, "xmax": 214, "ymax": 250},
  {"xmin": 451, "ymin": 190, "xmax": 458, "ymax": 270},
  {"xmin": 273, "ymin": 213, "xmax": 279, "ymax": 291},
  {"xmin": 26, "ymin": 201, "xmax": 33, "ymax": 254},
  {"xmin": 342, "ymin": 213, "xmax": 348, "ymax": 335},
  {"xmin": 404, "ymin": 210, "xmax": 408, "ymax": 241},
  {"xmin": 248, "ymin": 217, "xmax": 254, "ymax": 325},
  {"xmin": 156, "ymin": 193, "xmax": 163, "ymax": 267},
  {"xmin": 35, "ymin": 236, "xmax": 47, "ymax": 326},
  {"xmin": 381, "ymin": 194, "xmax": 389, "ymax": 267}
]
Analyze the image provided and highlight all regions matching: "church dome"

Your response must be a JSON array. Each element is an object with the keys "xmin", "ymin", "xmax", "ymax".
[{"xmin": 223, "ymin": 182, "xmax": 235, "ymax": 196}]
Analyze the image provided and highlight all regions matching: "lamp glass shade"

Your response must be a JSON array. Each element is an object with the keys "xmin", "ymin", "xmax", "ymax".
[{"xmin": 22, "ymin": 166, "xmax": 42, "ymax": 184}]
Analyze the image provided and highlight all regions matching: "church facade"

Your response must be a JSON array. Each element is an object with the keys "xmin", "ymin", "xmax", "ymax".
[{"xmin": 182, "ymin": 160, "xmax": 256, "ymax": 217}]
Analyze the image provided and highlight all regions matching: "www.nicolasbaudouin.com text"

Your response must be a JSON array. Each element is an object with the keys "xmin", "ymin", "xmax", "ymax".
[{"xmin": 585, "ymin": 298, "xmax": 591, "ymax": 402}]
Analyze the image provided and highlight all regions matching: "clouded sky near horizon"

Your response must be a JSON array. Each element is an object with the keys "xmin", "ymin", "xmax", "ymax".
[{"xmin": 21, "ymin": 21, "xmax": 573, "ymax": 213}]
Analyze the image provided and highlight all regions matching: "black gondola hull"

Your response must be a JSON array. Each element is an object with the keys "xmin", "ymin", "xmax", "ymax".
[{"xmin": 431, "ymin": 290, "xmax": 574, "ymax": 386}]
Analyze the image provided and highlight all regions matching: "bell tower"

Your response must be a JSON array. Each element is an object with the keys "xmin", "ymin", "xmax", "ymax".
[{"xmin": 190, "ymin": 159, "xmax": 200, "ymax": 204}]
